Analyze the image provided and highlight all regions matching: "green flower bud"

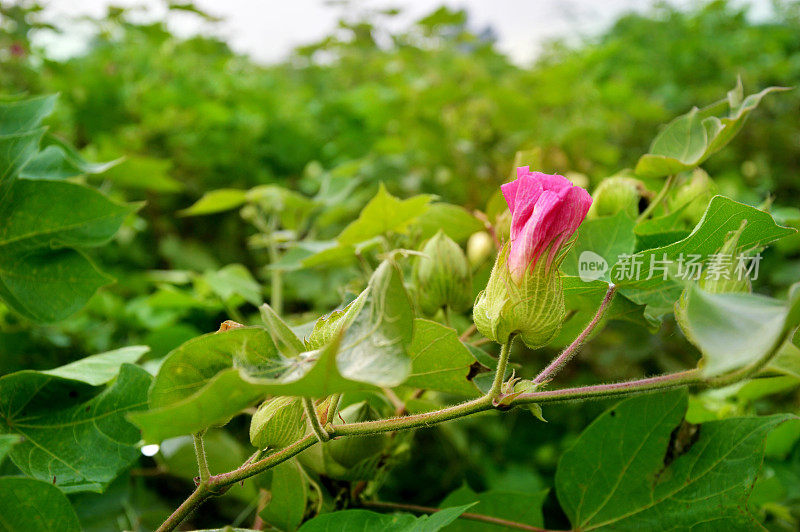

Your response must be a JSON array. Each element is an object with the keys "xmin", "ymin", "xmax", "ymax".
[
  {"xmin": 414, "ymin": 230, "xmax": 472, "ymax": 315},
  {"xmin": 250, "ymin": 396, "xmax": 306, "ymax": 450},
  {"xmin": 587, "ymin": 176, "xmax": 646, "ymax": 219},
  {"xmin": 668, "ymin": 169, "xmax": 718, "ymax": 224},
  {"xmin": 473, "ymin": 243, "xmax": 566, "ymax": 348},
  {"xmin": 298, "ymin": 401, "xmax": 389, "ymax": 481},
  {"xmin": 467, "ymin": 231, "xmax": 494, "ymax": 268}
]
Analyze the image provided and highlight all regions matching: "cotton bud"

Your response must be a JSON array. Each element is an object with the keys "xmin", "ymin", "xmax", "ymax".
[
  {"xmin": 249, "ymin": 397, "xmax": 306, "ymax": 450},
  {"xmin": 467, "ymin": 231, "xmax": 494, "ymax": 268},
  {"xmin": 414, "ymin": 231, "xmax": 472, "ymax": 315},
  {"xmin": 587, "ymin": 176, "xmax": 646, "ymax": 219},
  {"xmin": 474, "ymin": 167, "xmax": 592, "ymax": 348},
  {"xmin": 669, "ymin": 169, "xmax": 718, "ymax": 224}
]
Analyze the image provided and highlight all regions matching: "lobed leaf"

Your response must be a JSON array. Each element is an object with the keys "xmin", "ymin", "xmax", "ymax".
[{"xmin": 556, "ymin": 389, "xmax": 792, "ymax": 530}]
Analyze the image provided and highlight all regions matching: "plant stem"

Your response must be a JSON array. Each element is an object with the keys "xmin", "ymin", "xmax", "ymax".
[
  {"xmin": 155, "ymin": 483, "xmax": 209, "ymax": 532},
  {"xmin": 159, "ymin": 324, "xmax": 791, "ymax": 532},
  {"xmin": 361, "ymin": 500, "xmax": 557, "ymax": 531},
  {"xmin": 156, "ymin": 369, "xmax": 704, "ymax": 532},
  {"xmin": 519, "ymin": 369, "xmax": 702, "ymax": 404},
  {"xmin": 533, "ymin": 284, "xmax": 617, "ymax": 385},
  {"xmin": 327, "ymin": 393, "xmax": 342, "ymax": 422},
  {"xmin": 637, "ymin": 174, "xmax": 675, "ymax": 223},
  {"xmin": 193, "ymin": 432, "xmax": 210, "ymax": 483},
  {"xmin": 302, "ymin": 398, "xmax": 330, "ymax": 442},
  {"xmin": 489, "ymin": 338, "xmax": 513, "ymax": 398},
  {"xmin": 267, "ymin": 215, "xmax": 283, "ymax": 315}
]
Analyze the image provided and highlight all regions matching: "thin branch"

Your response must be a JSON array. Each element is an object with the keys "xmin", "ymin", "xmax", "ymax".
[
  {"xmin": 302, "ymin": 397, "xmax": 331, "ymax": 442},
  {"xmin": 533, "ymin": 284, "xmax": 617, "ymax": 385},
  {"xmin": 361, "ymin": 500, "xmax": 561, "ymax": 531},
  {"xmin": 193, "ymin": 432, "xmax": 210, "ymax": 483},
  {"xmin": 157, "ymin": 323, "xmax": 793, "ymax": 532},
  {"xmin": 489, "ymin": 338, "xmax": 514, "ymax": 398}
]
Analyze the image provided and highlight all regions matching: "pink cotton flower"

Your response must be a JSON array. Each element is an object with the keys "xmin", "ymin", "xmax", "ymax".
[{"xmin": 501, "ymin": 167, "xmax": 592, "ymax": 281}]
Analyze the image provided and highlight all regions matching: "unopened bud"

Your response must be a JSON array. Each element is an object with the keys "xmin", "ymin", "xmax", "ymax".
[
  {"xmin": 474, "ymin": 244, "xmax": 566, "ymax": 348},
  {"xmin": 587, "ymin": 176, "xmax": 646, "ymax": 219},
  {"xmin": 249, "ymin": 397, "xmax": 306, "ymax": 450},
  {"xmin": 467, "ymin": 231, "xmax": 494, "ymax": 267},
  {"xmin": 669, "ymin": 169, "xmax": 718, "ymax": 224},
  {"xmin": 414, "ymin": 231, "xmax": 472, "ymax": 315}
]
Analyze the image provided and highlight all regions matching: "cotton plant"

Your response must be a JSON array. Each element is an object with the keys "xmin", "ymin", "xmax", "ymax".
[{"xmin": 1, "ymin": 84, "xmax": 799, "ymax": 531}]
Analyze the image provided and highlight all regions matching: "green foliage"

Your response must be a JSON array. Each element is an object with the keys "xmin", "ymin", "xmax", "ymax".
[
  {"xmin": 0, "ymin": 95, "xmax": 130, "ymax": 322},
  {"xmin": 0, "ymin": 363, "xmax": 151, "ymax": 492},
  {"xmin": 0, "ymin": 477, "xmax": 81, "ymax": 531},
  {"xmin": 298, "ymin": 504, "xmax": 475, "ymax": 531},
  {"xmin": 635, "ymin": 82, "xmax": 788, "ymax": 178},
  {"xmin": 556, "ymin": 390, "xmax": 791, "ymax": 530},
  {"xmin": 677, "ymin": 283, "xmax": 800, "ymax": 378},
  {"xmin": 2, "ymin": 2, "xmax": 800, "ymax": 530}
]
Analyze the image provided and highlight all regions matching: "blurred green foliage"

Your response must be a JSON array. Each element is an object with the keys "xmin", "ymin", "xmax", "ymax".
[{"xmin": 1, "ymin": 0, "xmax": 799, "ymax": 530}]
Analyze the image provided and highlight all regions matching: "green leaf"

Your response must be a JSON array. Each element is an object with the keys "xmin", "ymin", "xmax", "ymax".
[
  {"xmin": 132, "ymin": 262, "xmax": 414, "ymax": 441},
  {"xmin": 552, "ymin": 277, "xmax": 655, "ymax": 347},
  {"xmin": 0, "ymin": 477, "xmax": 81, "ymax": 532},
  {"xmin": 260, "ymin": 459, "xmax": 308, "ymax": 531},
  {"xmin": 556, "ymin": 389, "xmax": 792, "ymax": 531},
  {"xmin": 0, "ymin": 179, "xmax": 136, "ymax": 321},
  {"xmin": 633, "ymin": 203, "xmax": 693, "ymax": 250},
  {"xmin": 0, "ymin": 364, "xmax": 152, "ymax": 492},
  {"xmin": 0, "ymin": 434, "xmax": 22, "ymax": 464},
  {"xmin": 562, "ymin": 209, "xmax": 636, "ymax": 282},
  {"xmin": 42, "ymin": 345, "xmax": 149, "ymax": 386},
  {"xmin": 338, "ymin": 184, "xmax": 433, "ymax": 245},
  {"xmin": 405, "ymin": 319, "xmax": 485, "ymax": 397},
  {"xmin": 20, "ymin": 138, "xmax": 120, "ymax": 180},
  {"xmin": 247, "ymin": 184, "xmax": 317, "ymax": 230},
  {"xmin": 635, "ymin": 84, "xmax": 788, "ymax": 178},
  {"xmin": 260, "ymin": 303, "xmax": 306, "ymax": 356},
  {"xmin": 98, "ymin": 154, "xmax": 183, "ymax": 192},
  {"xmin": 768, "ymin": 340, "xmax": 800, "ymax": 380},
  {"xmin": 178, "ymin": 188, "xmax": 248, "ymax": 216},
  {"xmin": 416, "ymin": 203, "xmax": 484, "ymax": 243},
  {"xmin": 439, "ymin": 484, "xmax": 547, "ymax": 531},
  {"xmin": 202, "ymin": 263, "xmax": 262, "ymax": 306},
  {"xmin": 298, "ymin": 504, "xmax": 476, "ymax": 532},
  {"xmin": 676, "ymin": 283, "xmax": 800, "ymax": 378},
  {"xmin": 146, "ymin": 327, "xmax": 280, "ymax": 410},
  {"xmin": 609, "ymin": 196, "xmax": 795, "ymax": 316}
]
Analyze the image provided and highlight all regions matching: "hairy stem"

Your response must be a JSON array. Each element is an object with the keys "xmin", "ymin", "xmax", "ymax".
[
  {"xmin": 490, "ymin": 339, "xmax": 513, "ymax": 398},
  {"xmin": 327, "ymin": 393, "xmax": 342, "ymax": 422},
  {"xmin": 156, "ymin": 369, "xmax": 704, "ymax": 532},
  {"xmin": 157, "ymin": 324, "xmax": 789, "ymax": 532},
  {"xmin": 302, "ymin": 397, "xmax": 330, "ymax": 442},
  {"xmin": 193, "ymin": 432, "xmax": 210, "ymax": 483},
  {"xmin": 637, "ymin": 174, "xmax": 675, "ymax": 223},
  {"xmin": 155, "ymin": 484, "xmax": 208, "ymax": 532},
  {"xmin": 361, "ymin": 500, "xmax": 557, "ymax": 531},
  {"xmin": 533, "ymin": 284, "xmax": 617, "ymax": 385}
]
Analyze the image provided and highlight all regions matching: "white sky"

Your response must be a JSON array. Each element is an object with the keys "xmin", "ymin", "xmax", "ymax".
[{"xmin": 36, "ymin": 0, "xmax": 771, "ymax": 65}]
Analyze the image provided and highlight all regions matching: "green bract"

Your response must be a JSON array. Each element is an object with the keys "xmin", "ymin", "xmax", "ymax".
[
  {"xmin": 473, "ymin": 244, "xmax": 566, "ymax": 349},
  {"xmin": 413, "ymin": 230, "xmax": 472, "ymax": 315},
  {"xmin": 250, "ymin": 397, "xmax": 307, "ymax": 450}
]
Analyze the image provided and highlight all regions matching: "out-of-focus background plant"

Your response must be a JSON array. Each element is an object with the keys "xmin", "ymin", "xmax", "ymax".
[{"xmin": 1, "ymin": 0, "xmax": 799, "ymax": 530}]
